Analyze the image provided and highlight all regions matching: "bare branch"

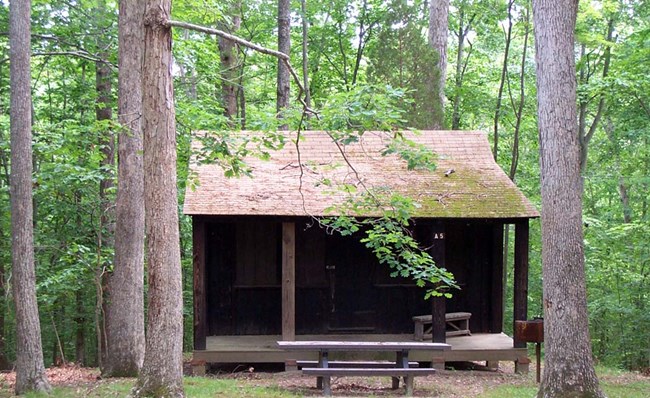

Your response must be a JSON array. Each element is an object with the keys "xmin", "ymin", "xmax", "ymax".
[{"xmin": 167, "ymin": 19, "xmax": 318, "ymax": 116}]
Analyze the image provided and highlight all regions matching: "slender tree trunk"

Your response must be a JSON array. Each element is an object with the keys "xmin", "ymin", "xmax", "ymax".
[
  {"xmin": 451, "ymin": 9, "xmax": 474, "ymax": 130},
  {"xmin": 75, "ymin": 289, "xmax": 86, "ymax": 366},
  {"xmin": 579, "ymin": 17, "xmax": 614, "ymax": 173},
  {"xmin": 493, "ymin": 0, "xmax": 514, "ymax": 159},
  {"xmin": 509, "ymin": 5, "xmax": 530, "ymax": 181},
  {"xmin": 603, "ymin": 118, "xmax": 633, "ymax": 223},
  {"xmin": 9, "ymin": 0, "xmax": 51, "ymax": 393},
  {"xmin": 133, "ymin": 1, "xmax": 184, "ymax": 396},
  {"xmin": 217, "ymin": 2, "xmax": 241, "ymax": 121},
  {"xmin": 95, "ymin": 0, "xmax": 114, "ymax": 371},
  {"xmin": 428, "ymin": 0, "xmax": 449, "ymax": 129},
  {"xmin": 277, "ymin": 0, "xmax": 291, "ymax": 129},
  {"xmin": 0, "ymin": 255, "xmax": 8, "ymax": 370},
  {"xmin": 104, "ymin": 0, "xmax": 146, "ymax": 378},
  {"xmin": 0, "ymin": 47, "xmax": 9, "ymax": 373},
  {"xmin": 532, "ymin": 0, "xmax": 605, "ymax": 397},
  {"xmin": 301, "ymin": 0, "xmax": 311, "ymax": 108}
]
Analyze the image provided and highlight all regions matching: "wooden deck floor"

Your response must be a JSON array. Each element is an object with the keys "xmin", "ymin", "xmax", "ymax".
[{"xmin": 194, "ymin": 333, "xmax": 528, "ymax": 366}]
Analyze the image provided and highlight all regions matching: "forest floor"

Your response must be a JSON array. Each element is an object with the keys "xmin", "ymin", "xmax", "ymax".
[{"xmin": 0, "ymin": 361, "xmax": 648, "ymax": 397}]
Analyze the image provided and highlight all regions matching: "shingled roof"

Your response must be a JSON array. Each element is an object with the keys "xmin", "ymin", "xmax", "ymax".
[{"xmin": 183, "ymin": 130, "xmax": 539, "ymax": 219}]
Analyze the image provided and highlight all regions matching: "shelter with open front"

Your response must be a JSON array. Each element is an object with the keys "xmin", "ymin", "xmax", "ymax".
[{"xmin": 184, "ymin": 130, "xmax": 539, "ymax": 373}]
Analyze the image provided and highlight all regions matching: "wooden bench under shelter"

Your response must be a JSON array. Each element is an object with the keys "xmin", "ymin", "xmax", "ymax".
[
  {"xmin": 277, "ymin": 341, "xmax": 450, "ymax": 396},
  {"xmin": 413, "ymin": 312, "xmax": 472, "ymax": 341}
]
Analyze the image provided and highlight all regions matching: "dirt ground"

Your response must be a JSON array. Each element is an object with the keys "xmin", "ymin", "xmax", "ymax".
[
  {"xmin": 0, "ymin": 361, "xmax": 648, "ymax": 397},
  {"xmin": 208, "ymin": 361, "xmax": 649, "ymax": 397}
]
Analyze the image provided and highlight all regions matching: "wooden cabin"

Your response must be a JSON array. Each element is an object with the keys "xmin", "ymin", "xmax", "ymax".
[{"xmin": 184, "ymin": 130, "xmax": 539, "ymax": 373}]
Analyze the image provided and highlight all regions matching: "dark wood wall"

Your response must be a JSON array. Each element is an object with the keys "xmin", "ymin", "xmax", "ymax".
[
  {"xmin": 200, "ymin": 217, "xmax": 506, "ymax": 336},
  {"xmin": 445, "ymin": 221, "xmax": 504, "ymax": 333}
]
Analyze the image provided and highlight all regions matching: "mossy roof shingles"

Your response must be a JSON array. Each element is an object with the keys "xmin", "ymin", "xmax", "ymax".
[{"xmin": 183, "ymin": 130, "xmax": 539, "ymax": 219}]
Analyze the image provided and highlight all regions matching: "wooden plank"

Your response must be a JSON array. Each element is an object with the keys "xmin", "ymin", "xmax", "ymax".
[
  {"xmin": 302, "ymin": 368, "xmax": 436, "ymax": 376},
  {"xmin": 296, "ymin": 360, "xmax": 419, "ymax": 368},
  {"xmin": 277, "ymin": 341, "xmax": 451, "ymax": 351},
  {"xmin": 490, "ymin": 223, "xmax": 504, "ymax": 333},
  {"xmin": 282, "ymin": 222, "xmax": 296, "ymax": 341},
  {"xmin": 513, "ymin": 220, "xmax": 529, "ymax": 348},
  {"xmin": 193, "ymin": 217, "xmax": 207, "ymax": 350}
]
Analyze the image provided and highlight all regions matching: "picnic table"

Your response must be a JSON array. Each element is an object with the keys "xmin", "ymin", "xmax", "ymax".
[{"xmin": 277, "ymin": 340, "xmax": 450, "ymax": 396}]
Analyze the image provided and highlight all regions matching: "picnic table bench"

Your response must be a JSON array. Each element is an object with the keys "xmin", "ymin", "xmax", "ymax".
[
  {"xmin": 412, "ymin": 312, "xmax": 472, "ymax": 340},
  {"xmin": 277, "ymin": 341, "xmax": 450, "ymax": 396}
]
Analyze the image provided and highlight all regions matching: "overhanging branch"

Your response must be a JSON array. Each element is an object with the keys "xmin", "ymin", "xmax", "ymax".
[{"xmin": 166, "ymin": 19, "xmax": 317, "ymax": 116}]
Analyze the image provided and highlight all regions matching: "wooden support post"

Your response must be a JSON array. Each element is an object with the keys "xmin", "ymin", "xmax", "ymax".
[
  {"xmin": 282, "ymin": 222, "xmax": 296, "ymax": 341},
  {"xmin": 432, "ymin": 297, "xmax": 446, "ymax": 344},
  {"xmin": 193, "ymin": 218, "xmax": 207, "ymax": 351},
  {"xmin": 486, "ymin": 361, "xmax": 499, "ymax": 370},
  {"xmin": 513, "ymin": 220, "xmax": 529, "ymax": 348},
  {"xmin": 490, "ymin": 224, "xmax": 504, "ymax": 333}
]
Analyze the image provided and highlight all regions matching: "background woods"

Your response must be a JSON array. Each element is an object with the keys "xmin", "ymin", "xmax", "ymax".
[{"xmin": 0, "ymin": 0, "xmax": 648, "ymax": 390}]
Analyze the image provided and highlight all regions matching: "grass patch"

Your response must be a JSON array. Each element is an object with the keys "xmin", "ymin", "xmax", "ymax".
[
  {"xmin": 477, "ymin": 379, "xmax": 649, "ymax": 398},
  {"xmin": 6, "ymin": 377, "xmax": 299, "ymax": 398}
]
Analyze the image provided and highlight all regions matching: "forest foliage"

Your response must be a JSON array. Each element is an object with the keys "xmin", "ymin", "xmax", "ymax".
[{"xmin": 0, "ymin": 0, "xmax": 648, "ymax": 372}]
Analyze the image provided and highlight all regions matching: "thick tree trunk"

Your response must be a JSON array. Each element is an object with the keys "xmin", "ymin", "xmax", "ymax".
[
  {"xmin": 133, "ymin": 1, "xmax": 184, "ymax": 396},
  {"xmin": 532, "ymin": 1, "xmax": 605, "ymax": 397},
  {"xmin": 217, "ymin": 2, "xmax": 241, "ymax": 121},
  {"xmin": 277, "ymin": 0, "xmax": 291, "ymax": 129},
  {"xmin": 428, "ymin": 0, "xmax": 449, "ymax": 129},
  {"xmin": 104, "ymin": 0, "xmax": 146, "ymax": 378},
  {"xmin": 9, "ymin": 0, "xmax": 51, "ymax": 393}
]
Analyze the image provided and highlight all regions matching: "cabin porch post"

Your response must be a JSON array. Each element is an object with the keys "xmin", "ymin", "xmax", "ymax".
[
  {"xmin": 192, "ymin": 217, "xmax": 207, "ymax": 375},
  {"xmin": 282, "ymin": 222, "xmax": 297, "ymax": 370},
  {"xmin": 513, "ymin": 219, "xmax": 530, "ymax": 373}
]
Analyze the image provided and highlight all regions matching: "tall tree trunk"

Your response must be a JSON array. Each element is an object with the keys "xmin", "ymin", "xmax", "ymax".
[
  {"xmin": 0, "ymin": 46, "xmax": 9, "ymax": 374},
  {"xmin": 75, "ymin": 289, "xmax": 86, "ymax": 366},
  {"xmin": 94, "ymin": 0, "xmax": 114, "ymax": 371},
  {"xmin": 493, "ymin": 0, "xmax": 514, "ymax": 159},
  {"xmin": 0, "ymin": 253, "xmax": 8, "ymax": 370},
  {"xmin": 277, "ymin": 0, "xmax": 291, "ymax": 129},
  {"xmin": 508, "ymin": 4, "xmax": 530, "ymax": 181},
  {"xmin": 9, "ymin": 0, "xmax": 51, "ymax": 393},
  {"xmin": 579, "ymin": 17, "xmax": 614, "ymax": 173},
  {"xmin": 603, "ymin": 118, "xmax": 633, "ymax": 223},
  {"xmin": 133, "ymin": 1, "xmax": 184, "ymax": 396},
  {"xmin": 217, "ymin": 2, "xmax": 241, "ymax": 121},
  {"xmin": 451, "ymin": 9, "xmax": 474, "ymax": 130},
  {"xmin": 104, "ymin": 0, "xmax": 146, "ymax": 378},
  {"xmin": 428, "ymin": 0, "xmax": 449, "ymax": 129},
  {"xmin": 532, "ymin": 0, "xmax": 605, "ymax": 397},
  {"xmin": 301, "ymin": 0, "xmax": 311, "ymax": 109}
]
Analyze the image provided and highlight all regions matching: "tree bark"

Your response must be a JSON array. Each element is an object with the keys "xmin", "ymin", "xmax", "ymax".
[
  {"xmin": 493, "ymin": 0, "xmax": 514, "ymax": 160},
  {"xmin": 451, "ymin": 8, "xmax": 474, "ymax": 130},
  {"xmin": 94, "ymin": 0, "xmax": 114, "ymax": 371},
  {"xmin": 509, "ymin": 4, "xmax": 530, "ymax": 181},
  {"xmin": 277, "ymin": 0, "xmax": 291, "ymax": 129},
  {"xmin": 217, "ymin": 2, "xmax": 241, "ymax": 121},
  {"xmin": 301, "ymin": 0, "xmax": 311, "ymax": 109},
  {"xmin": 9, "ymin": 0, "xmax": 51, "ymax": 393},
  {"xmin": 133, "ymin": 0, "xmax": 184, "ymax": 396},
  {"xmin": 532, "ymin": 0, "xmax": 605, "ymax": 397},
  {"xmin": 104, "ymin": 0, "xmax": 146, "ymax": 378},
  {"xmin": 428, "ymin": 0, "xmax": 449, "ymax": 129}
]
